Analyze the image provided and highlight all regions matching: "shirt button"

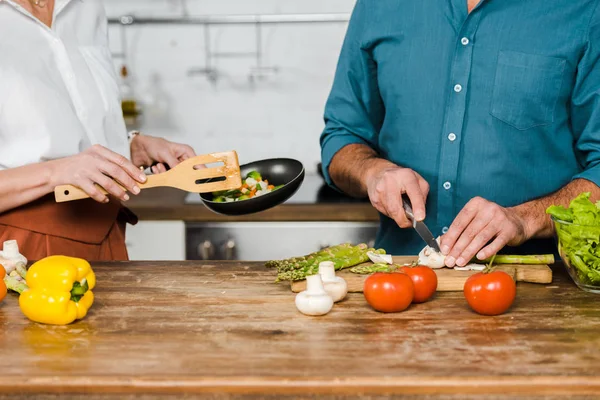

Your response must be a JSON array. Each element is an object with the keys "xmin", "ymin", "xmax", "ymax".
[
  {"xmin": 448, "ymin": 133, "xmax": 457, "ymax": 142},
  {"xmin": 454, "ymin": 84, "xmax": 462, "ymax": 93},
  {"xmin": 442, "ymin": 226, "xmax": 449, "ymax": 234},
  {"xmin": 461, "ymin": 37, "xmax": 470, "ymax": 46},
  {"xmin": 443, "ymin": 181, "xmax": 452, "ymax": 190}
]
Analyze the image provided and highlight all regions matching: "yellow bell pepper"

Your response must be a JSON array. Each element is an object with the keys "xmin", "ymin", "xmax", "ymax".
[{"xmin": 19, "ymin": 255, "xmax": 96, "ymax": 325}]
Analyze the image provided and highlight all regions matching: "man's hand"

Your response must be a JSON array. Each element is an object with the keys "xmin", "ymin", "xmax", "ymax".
[
  {"xmin": 440, "ymin": 197, "xmax": 529, "ymax": 268},
  {"xmin": 130, "ymin": 135, "xmax": 196, "ymax": 174},
  {"xmin": 366, "ymin": 166, "xmax": 430, "ymax": 228}
]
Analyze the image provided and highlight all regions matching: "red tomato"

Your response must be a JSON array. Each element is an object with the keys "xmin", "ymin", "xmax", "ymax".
[
  {"xmin": 463, "ymin": 271, "xmax": 516, "ymax": 316},
  {"xmin": 398, "ymin": 265, "xmax": 438, "ymax": 303},
  {"xmin": 363, "ymin": 272, "xmax": 414, "ymax": 313}
]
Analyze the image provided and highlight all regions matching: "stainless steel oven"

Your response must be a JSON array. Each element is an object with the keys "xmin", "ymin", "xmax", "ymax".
[{"xmin": 185, "ymin": 221, "xmax": 379, "ymax": 261}]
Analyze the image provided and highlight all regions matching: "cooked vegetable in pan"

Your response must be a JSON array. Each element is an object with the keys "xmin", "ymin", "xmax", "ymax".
[{"xmin": 212, "ymin": 170, "xmax": 283, "ymax": 202}]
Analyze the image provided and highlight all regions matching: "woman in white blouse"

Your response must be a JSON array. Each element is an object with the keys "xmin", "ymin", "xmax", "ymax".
[{"xmin": 0, "ymin": 0, "xmax": 196, "ymax": 260}]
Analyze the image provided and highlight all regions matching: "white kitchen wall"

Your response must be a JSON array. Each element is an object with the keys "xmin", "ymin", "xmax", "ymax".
[{"xmin": 103, "ymin": 0, "xmax": 355, "ymax": 172}]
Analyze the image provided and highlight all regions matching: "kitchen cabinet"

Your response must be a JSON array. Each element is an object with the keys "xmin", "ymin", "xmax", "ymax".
[{"xmin": 125, "ymin": 221, "xmax": 185, "ymax": 260}]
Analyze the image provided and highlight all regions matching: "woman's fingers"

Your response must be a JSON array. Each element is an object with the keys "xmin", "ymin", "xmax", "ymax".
[
  {"xmin": 77, "ymin": 179, "xmax": 109, "ymax": 203},
  {"xmin": 91, "ymin": 144, "xmax": 146, "ymax": 183},
  {"xmin": 159, "ymin": 151, "xmax": 180, "ymax": 170},
  {"xmin": 90, "ymin": 171, "xmax": 129, "ymax": 201},
  {"xmin": 97, "ymin": 158, "xmax": 140, "ymax": 196}
]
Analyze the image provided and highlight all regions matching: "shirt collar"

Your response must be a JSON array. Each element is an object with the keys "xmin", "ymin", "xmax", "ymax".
[
  {"xmin": 2, "ymin": 0, "xmax": 84, "ymax": 24},
  {"xmin": 54, "ymin": 0, "xmax": 82, "ymax": 17}
]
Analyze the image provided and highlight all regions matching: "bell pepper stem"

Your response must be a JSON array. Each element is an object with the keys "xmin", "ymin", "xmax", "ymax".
[{"xmin": 70, "ymin": 280, "xmax": 89, "ymax": 302}]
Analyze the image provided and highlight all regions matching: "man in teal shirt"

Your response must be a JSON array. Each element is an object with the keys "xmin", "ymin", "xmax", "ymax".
[{"xmin": 320, "ymin": 0, "xmax": 600, "ymax": 267}]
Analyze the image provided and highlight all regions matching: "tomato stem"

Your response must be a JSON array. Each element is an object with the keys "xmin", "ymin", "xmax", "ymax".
[{"xmin": 482, "ymin": 254, "xmax": 497, "ymax": 274}]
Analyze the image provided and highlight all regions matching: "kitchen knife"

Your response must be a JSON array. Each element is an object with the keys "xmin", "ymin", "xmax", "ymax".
[{"xmin": 401, "ymin": 195, "xmax": 441, "ymax": 252}]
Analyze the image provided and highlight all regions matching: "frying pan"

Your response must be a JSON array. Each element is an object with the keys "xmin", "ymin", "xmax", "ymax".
[{"xmin": 200, "ymin": 158, "xmax": 305, "ymax": 215}]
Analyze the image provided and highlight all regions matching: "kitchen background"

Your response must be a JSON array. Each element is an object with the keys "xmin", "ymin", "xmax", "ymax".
[
  {"xmin": 104, "ymin": 0, "xmax": 354, "ymax": 170},
  {"xmin": 102, "ymin": 0, "xmax": 379, "ymax": 261}
]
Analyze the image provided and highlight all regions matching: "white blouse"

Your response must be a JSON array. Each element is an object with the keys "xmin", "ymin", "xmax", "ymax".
[{"xmin": 0, "ymin": 0, "xmax": 129, "ymax": 171}]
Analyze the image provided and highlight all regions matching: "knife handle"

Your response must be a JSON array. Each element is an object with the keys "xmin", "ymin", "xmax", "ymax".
[{"xmin": 401, "ymin": 194, "xmax": 415, "ymax": 220}]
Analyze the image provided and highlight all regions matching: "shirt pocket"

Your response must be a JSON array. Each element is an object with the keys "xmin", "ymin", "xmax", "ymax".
[{"xmin": 490, "ymin": 50, "xmax": 566, "ymax": 131}]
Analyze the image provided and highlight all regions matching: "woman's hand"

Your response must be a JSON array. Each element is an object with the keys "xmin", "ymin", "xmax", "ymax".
[
  {"xmin": 50, "ymin": 145, "xmax": 147, "ymax": 203},
  {"xmin": 130, "ymin": 135, "xmax": 196, "ymax": 174}
]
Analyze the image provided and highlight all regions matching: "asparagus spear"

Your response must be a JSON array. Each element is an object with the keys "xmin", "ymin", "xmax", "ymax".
[
  {"xmin": 276, "ymin": 247, "xmax": 385, "ymax": 282},
  {"xmin": 281, "ymin": 244, "xmax": 364, "ymax": 270},
  {"xmin": 350, "ymin": 263, "xmax": 399, "ymax": 274},
  {"xmin": 477, "ymin": 254, "xmax": 555, "ymax": 265},
  {"xmin": 350, "ymin": 254, "xmax": 555, "ymax": 275},
  {"xmin": 276, "ymin": 244, "xmax": 363, "ymax": 273},
  {"xmin": 350, "ymin": 254, "xmax": 554, "ymax": 275},
  {"xmin": 265, "ymin": 244, "xmax": 351, "ymax": 269},
  {"xmin": 273, "ymin": 243, "xmax": 354, "ymax": 269},
  {"xmin": 15, "ymin": 263, "xmax": 27, "ymax": 280},
  {"xmin": 4, "ymin": 273, "xmax": 28, "ymax": 294},
  {"xmin": 264, "ymin": 243, "xmax": 344, "ymax": 268}
]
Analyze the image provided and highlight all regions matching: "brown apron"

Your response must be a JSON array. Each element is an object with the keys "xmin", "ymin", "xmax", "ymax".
[{"xmin": 0, "ymin": 195, "xmax": 138, "ymax": 261}]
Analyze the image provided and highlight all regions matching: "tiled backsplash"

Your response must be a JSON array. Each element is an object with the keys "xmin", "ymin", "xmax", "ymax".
[{"xmin": 104, "ymin": 0, "xmax": 355, "ymax": 172}]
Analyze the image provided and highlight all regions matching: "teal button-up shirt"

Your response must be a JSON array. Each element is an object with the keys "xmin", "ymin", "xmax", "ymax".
[{"xmin": 320, "ymin": 0, "xmax": 600, "ymax": 255}]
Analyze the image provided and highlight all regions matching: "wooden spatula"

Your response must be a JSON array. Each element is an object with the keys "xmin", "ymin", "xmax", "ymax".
[{"xmin": 54, "ymin": 151, "xmax": 242, "ymax": 203}]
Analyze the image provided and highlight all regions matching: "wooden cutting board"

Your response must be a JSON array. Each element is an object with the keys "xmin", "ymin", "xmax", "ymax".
[{"xmin": 290, "ymin": 256, "xmax": 553, "ymax": 293}]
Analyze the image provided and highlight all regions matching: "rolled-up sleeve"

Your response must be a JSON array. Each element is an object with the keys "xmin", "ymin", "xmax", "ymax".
[
  {"xmin": 319, "ymin": 0, "xmax": 384, "ymax": 188},
  {"xmin": 571, "ymin": 5, "xmax": 600, "ymax": 187}
]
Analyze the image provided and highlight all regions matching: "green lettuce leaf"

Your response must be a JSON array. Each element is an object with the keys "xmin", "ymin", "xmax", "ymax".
[{"xmin": 546, "ymin": 192, "xmax": 600, "ymax": 287}]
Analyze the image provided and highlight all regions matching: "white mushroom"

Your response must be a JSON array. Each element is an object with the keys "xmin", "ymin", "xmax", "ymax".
[
  {"xmin": 417, "ymin": 237, "xmax": 446, "ymax": 269},
  {"xmin": 318, "ymin": 261, "xmax": 348, "ymax": 303},
  {"xmin": 295, "ymin": 275, "xmax": 334, "ymax": 316}
]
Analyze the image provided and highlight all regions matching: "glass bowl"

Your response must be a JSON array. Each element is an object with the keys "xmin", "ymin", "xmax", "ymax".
[{"xmin": 551, "ymin": 216, "xmax": 600, "ymax": 293}]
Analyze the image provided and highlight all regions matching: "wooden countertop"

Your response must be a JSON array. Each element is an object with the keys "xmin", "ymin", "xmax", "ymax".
[
  {"xmin": 126, "ymin": 187, "xmax": 380, "ymax": 222},
  {"xmin": 0, "ymin": 261, "xmax": 599, "ymax": 399}
]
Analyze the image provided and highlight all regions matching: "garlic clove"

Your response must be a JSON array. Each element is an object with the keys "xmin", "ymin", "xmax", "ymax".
[
  {"xmin": 318, "ymin": 261, "xmax": 348, "ymax": 303},
  {"xmin": 295, "ymin": 274, "xmax": 334, "ymax": 316},
  {"xmin": 0, "ymin": 239, "xmax": 27, "ymax": 275}
]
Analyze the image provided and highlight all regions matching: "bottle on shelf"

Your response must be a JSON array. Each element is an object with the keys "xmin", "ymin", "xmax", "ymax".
[{"xmin": 119, "ymin": 65, "xmax": 141, "ymax": 128}]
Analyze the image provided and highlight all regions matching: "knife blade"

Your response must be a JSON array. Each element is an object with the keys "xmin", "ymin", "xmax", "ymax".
[{"xmin": 401, "ymin": 195, "xmax": 441, "ymax": 252}]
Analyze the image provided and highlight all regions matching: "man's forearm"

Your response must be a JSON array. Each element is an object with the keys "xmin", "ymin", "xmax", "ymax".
[
  {"xmin": 512, "ymin": 178, "xmax": 600, "ymax": 240},
  {"xmin": 328, "ymin": 144, "xmax": 397, "ymax": 198}
]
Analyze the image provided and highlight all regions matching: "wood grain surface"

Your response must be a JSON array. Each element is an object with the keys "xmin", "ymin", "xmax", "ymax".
[
  {"xmin": 290, "ymin": 256, "xmax": 553, "ymax": 293},
  {"xmin": 0, "ymin": 261, "xmax": 597, "ymax": 399}
]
